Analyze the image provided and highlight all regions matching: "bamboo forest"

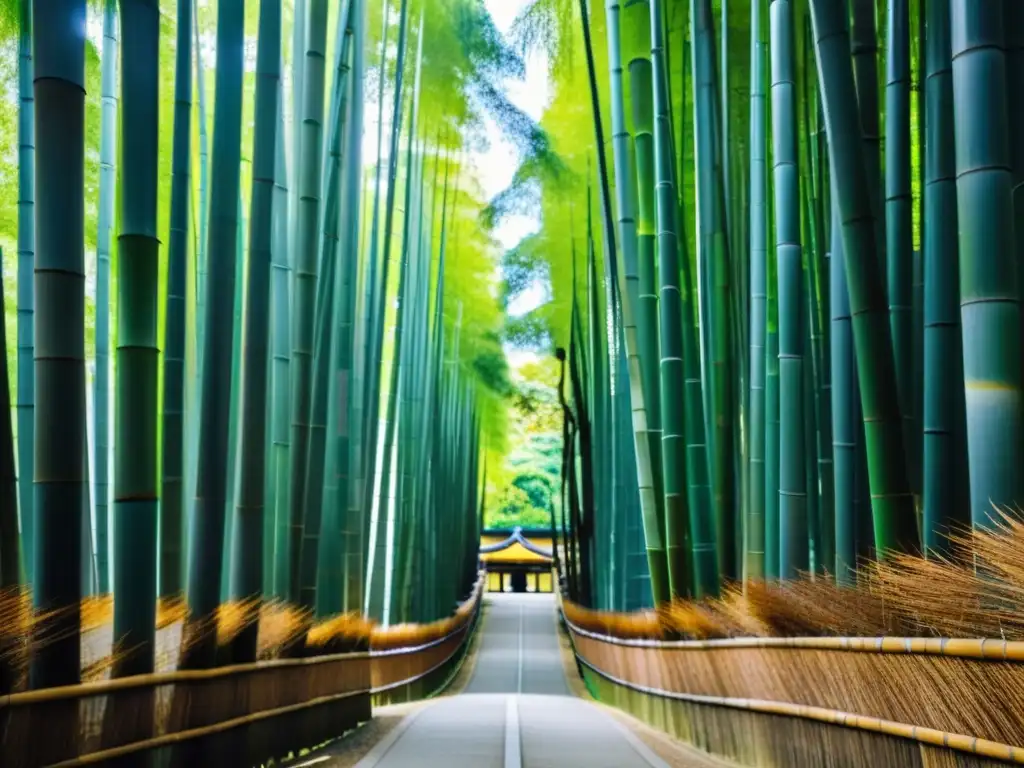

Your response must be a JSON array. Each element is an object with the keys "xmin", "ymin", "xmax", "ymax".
[{"xmin": 3, "ymin": 0, "xmax": 1024, "ymax": 765}]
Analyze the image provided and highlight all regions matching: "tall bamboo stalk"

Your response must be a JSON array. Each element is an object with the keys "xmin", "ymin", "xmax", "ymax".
[
  {"xmin": 112, "ymin": 0, "xmax": 161, "ymax": 679},
  {"xmin": 607, "ymin": 0, "xmax": 669, "ymax": 606},
  {"xmin": 921, "ymin": 0, "xmax": 968, "ymax": 555},
  {"xmin": 93, "ymin": 0, "xmax": 116, "ymax": 595},
  {"xmin": 885, "ymin": 0, "xmax": 913, "ymax": 496},
  {"xmin": 16, "ymin": 0, "xmax": 34, "ymax": 586},
  {"xmin": 31, "ymin": 0, "xmax": 87, "ymax": 689},
  {"xmin": 770, "ymin": 0, "xmax": 807, "ymax": 577},
  {"xmin": 160, "ymin": 0, "xmax": 191, "ymax": 601},
  {"xmin": 747, "ymin": 0, "xmax": 767, "ymax": 581},
  {"xmin": 949, "ymin": 0, "xmax": 1024, "ymax": 526},
  {"xmin": 0, "ymin": 261, "xmax": 19, "ymax": 592},
  {"xmin": 232, "ymin": 0, "xmax": 281, "ymax": 662},
  {"xmin": 183, "ymin": 0, "xmax": 246, "ymax": 669},
  {"xmin": 287, "ymin": 0, "xmax": 330, "ymax": 601},
  {"xmin": 809, "ymin": 0, "xmax": 917, "ymax": 557}
]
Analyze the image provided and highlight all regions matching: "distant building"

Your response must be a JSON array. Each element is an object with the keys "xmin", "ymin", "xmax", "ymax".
[{"xmin": 479, "ymin": 526, "xmax": 553, "ymax": 593}]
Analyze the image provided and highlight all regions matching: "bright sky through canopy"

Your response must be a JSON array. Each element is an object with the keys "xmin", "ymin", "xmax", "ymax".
[{"xmin": 480, "ymin": 0, "xmax": 550, "ymax": 330}]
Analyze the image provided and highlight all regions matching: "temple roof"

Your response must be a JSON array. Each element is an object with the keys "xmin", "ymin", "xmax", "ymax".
[{"xmin": 479, "ymin": 526, "xmax": 553, "ymax": 563}]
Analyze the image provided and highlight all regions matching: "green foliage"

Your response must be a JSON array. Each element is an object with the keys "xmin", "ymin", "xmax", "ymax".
[{"xmin": 484, "ymin": 356, "xmax": 561, "ymax": 530}]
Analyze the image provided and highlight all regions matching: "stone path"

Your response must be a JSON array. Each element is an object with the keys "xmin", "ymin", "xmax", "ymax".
[{"xmin": 349, "ymin": 593, "xmax": 672, "ymax": 768}]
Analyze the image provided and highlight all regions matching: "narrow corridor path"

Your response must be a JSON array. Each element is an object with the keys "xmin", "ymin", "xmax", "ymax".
[{"xmin": 350, "ymin": 593, "xmax": 673, "ymax": 768}]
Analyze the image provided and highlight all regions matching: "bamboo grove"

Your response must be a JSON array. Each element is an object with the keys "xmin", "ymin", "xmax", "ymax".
[
  {"xmin": 0, "ymin": 0, "xmax": 527, "ymax": 692},
  {"xmin": 512, "ymin": 0, "xmax": 1024, "ymax": 610}
]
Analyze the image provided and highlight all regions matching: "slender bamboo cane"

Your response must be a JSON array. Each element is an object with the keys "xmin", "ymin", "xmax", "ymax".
[
  {"xmin": 182, "ymin": 0, "xmax": 246, "ymax": 669},
  {"xmin": 286, "ymin": 0, "xmax": 330, "ymax": 601},
  {"xmin": 94, "ymin": 0, "xmax": 116, "ymax": 595},
  {"xmin": 231, "ymin": 0, "xmax": 281, "ymax": 662},
  {"xmin": 747, "ymin": 0, "xmax": 767, "ymax": 581},
  {"xmin": 921, "ymin": 0, "xmax": 968, "ymax": 555},
  {"xmin": 363, "ymin": 0, "xmax": 413, "ymax": 610},
  {"xmin": 607, "ymin": 0, "xmax": 670, "ymax": 606},
  {"xmin": 31, "ymin": 0, "xmax": 87, "ymax": 689},
  {"xmin": 809, "ymin": 0, "xmax": 918, "ymax": 557},
  {"xmin": 949, "ymin": 0, "xmax": 1024, "ymax": 526},
  {"xmin": 885, "ymin": 0, "xmax": 913, "ymax": 501},
  {"xmin": 849, "ymin": 0, "xmax": 882, "ymax": 262},
  {"xmin": 340, "ymin": 0, "xmax": 367, "ymax": 617},
  {"xmin": 112, "ymin": 0, "xmax": 161, "ymax": 679},
  {"xmin": 0, "ymin": 260, "xmax": 19, "ymax": 591},
  {"xmin": 769, "ymin": 0, "xmax": 807, "ymax": 577},
  {"xmin": 159, "ymin": 0, "xmax": 190, "ymax": 602},
  {"xmin": 16, "ymin": 0, "xmax": 34, "ymax": 587},
  {"xmin": 266, "ymin": 89, "xmax": 289, "ymax": 597}
]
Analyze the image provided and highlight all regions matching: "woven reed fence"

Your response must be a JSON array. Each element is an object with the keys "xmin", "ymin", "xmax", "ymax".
[
  {"xmin": 0, "ymin": 579, "xmax": 483, "ymax": 768},
  {"xmin": 564, "ymin": 615, "xmax": 1024, "ymax": 767},
  {"xmin": 369, "ymin": 586, "xmax": 481, "ymax": 706}
]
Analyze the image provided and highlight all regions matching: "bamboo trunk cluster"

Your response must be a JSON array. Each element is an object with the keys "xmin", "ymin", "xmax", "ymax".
[
  {"xmin": 553, "ymin": 0, "xmax": 1024, "ymax": 606},
  {"xmin": 4, "ymin": 0, "xmax": 509, "ymax": 689}
]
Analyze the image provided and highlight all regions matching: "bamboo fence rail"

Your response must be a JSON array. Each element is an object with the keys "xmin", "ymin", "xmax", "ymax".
[
  {"xmin": 563, "ymin": 609, "xmax": 1024, "ymax": 766},
  {"xmin": 0, "ymin": 577, "xmax": 483, "ymax": 767}
]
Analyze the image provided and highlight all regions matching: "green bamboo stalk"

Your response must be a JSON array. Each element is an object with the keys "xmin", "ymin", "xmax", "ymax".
[
  {"xmin": 368, "ymin": 70, "xmax": 420, "ymax": 620},
  {"xmin": 363, "ymin": 0, "xmax": 412, "ymax": 612},
  {"xmin": 885, "ymin": 0, "xmax": 913, "ymax": 502},
  {"xmin": 764, "ymin": 186, "xmax": 780, "ymax": 579},
  {"xmin": 809, "ymin": 0, "xmax": 918, "ymax": 557},
  {"xmin": 770, "ymin": 0, "xmax": 807, "ymax": 578},
  {"xmin": 654, "ymin": 0, "xmax": 712, "ymax": 599},
  {"xmin": 921, "ymin": 0, "xmax": 968, "ymax": 555},
  {"xmin": 0, "ymin": 258, "xmax": 19, "ymax": 592},
  {"xmin": 747, "ymin": 0, "xmax": 767, "ymax": 581},
  {"xmin": 949, "ymin": 0, "xmax": 1023, "ymax": 527},
  {"xmin": 182, "ymin": 0, "xmax": 246, "ymax": 670},
  {"xmin": 850, "ymin": 0, "xmax": 883, "ymax": 261},
  {"xmin": 233, "ymin": 0, "xmax": 281, "ymax": 660},
  {"xmin": 270, "ymin": 93, "xmax": 292, "ymax": 599},
  {"xmin": 831, "ymin": 191, "xmax": 856, "ymax": 581},
  {"xmin": 16, "ymin": 0, "xmax": 34, "ymax": 587},
  {"xmin": 289, "ymin": 0, "xmax": 306, "ymax": 253},
  {"xmin": 622, "ymin": 0, "xmax": 670, "ymax": 605},
  {"xmin": 608, "ymin": 0, "xmax": 669, "ymax": 606},
  {"xmin": 194, "ymin": 0, "xmax": 209, "ymax": 371},
  {"xmin": 265, "ymin": 89, "xmax": 289, "ymax": 598},
  {"xmin": 680, "ymin": 0, "xmax": 719, "ymax": 597},
  {"xmin": 1010, "ymin": 5, "xmax": 1024, "ymax": 378},
  {"xmin": 220, "ymin": 194, "xmax": 246, "ymax": 602},
  {"xmin": 186, "ymin": 0, "xmax": 208, "ymax": 553},
  {"xmin": 354, "ymin": 0, "xmax": 391, "ymax": 595},
  {"xmin": 298, "ymin": 0, "xmax": 354, "ymax": 615},
  {"xmin": 111, "ymin": 0, "xmax": 161, "ymax": 679},
  {"xmin": 585, "ymin": 188, "xmax": 608, "ymax": 607},
  {"xmin": 577, "ymin": 0, "xmax": 623, "ymax": 604},
  {"xmin": 159, "ymin": 0, "xmax": 191, "ymax": 602},
  {"xmin": 694, "ymin": 0, "xmax": 736, "ymax": 583},
  {"xmin": 340, "ymin": 0, "xmax": 367, "ymax": 617},
  {"xmin": 287, "ymin": 0, "xmax": 330, "ymax": 601},
  {"xmin": 93, "ymin": 0, "xmax": 116, "ymax": 595},
  {"xmin": 31, "ymin": 0, "xmax": 87, "ymax": 689}
]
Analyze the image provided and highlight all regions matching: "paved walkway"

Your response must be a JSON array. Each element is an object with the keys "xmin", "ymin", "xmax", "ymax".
[{"xmin": 351, "ymin": 593, "xmax": 672, "ymax": 768}]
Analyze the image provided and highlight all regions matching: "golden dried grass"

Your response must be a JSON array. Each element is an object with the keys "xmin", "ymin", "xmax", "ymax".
[
  {"xmin": 307, "ymin": 611, "xmax": 376, "ymax": 651},
  {"xmin": 256, "ymin": 599, "xmax": 310, "ymax": 658},
  {"xmin": 564, "ymin": 513, "xmax": 1024, "ymax": 643},
  {"xmin": 1, "ymin": 571, "xmax": 480, "ymax": 687},
  {"xmin": 562, "ymin": 598, "xmax": 665, "ymax": 639},
  {"xmin": 370, "ymin": 578, "xmax": 483, "ymax": 650}
]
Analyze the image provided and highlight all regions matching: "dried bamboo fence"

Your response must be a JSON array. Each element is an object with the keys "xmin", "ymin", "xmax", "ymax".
[
  {"xmin": 369, "ymin": 577, "xmax": 483, "ymax": 706},
  {"xmin": 0, "ymin": 577, "xmax": 483, "ymax": 767},
  {"xmin": 563, "ymin": 608, "xmax": 1024, "ymax": 767}
]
